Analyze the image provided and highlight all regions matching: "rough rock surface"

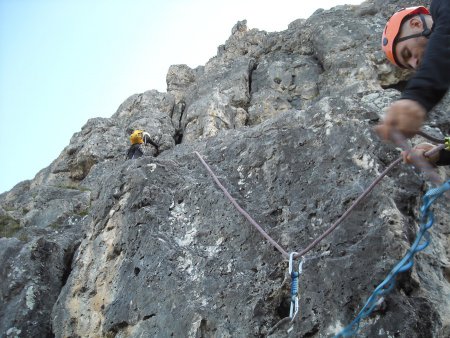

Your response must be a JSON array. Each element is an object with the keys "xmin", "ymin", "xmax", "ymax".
[{"xmin": 1, "ymin": 1, "xmax": 450, "ymax": 337}]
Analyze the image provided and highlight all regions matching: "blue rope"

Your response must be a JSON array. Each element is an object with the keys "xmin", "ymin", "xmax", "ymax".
[{"xmin": 336, "ymin": 180, "xmax": 450, "ymax": 337}]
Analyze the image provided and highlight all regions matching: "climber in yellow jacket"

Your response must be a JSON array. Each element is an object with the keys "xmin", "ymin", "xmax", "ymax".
[{"xmin": 126, "ymin": 129, "xmax": 159, "ymax": 160}]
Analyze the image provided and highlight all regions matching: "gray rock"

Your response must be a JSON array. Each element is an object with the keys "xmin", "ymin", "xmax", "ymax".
[{"xmin": 2, "ymin": 1, "xmax": 450, "ymax": 337}]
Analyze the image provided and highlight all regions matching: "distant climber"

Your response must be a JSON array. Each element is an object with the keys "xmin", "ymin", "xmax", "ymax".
[
  {"xmin": 376, "ymin": 2, "xmax": 450, "ymax": 165},
  {"xmin": 126, "ymin": 129, "xmax": 159, "ymax": 160}
]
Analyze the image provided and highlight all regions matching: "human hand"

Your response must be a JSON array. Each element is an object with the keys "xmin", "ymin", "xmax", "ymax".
[
  {"xmin": 401, "ymin": 143, "xmax": 439, "ymax": 166},
  {"xmin": 375, "ymin": 99, "xmax": 426, "ymax": 141}
]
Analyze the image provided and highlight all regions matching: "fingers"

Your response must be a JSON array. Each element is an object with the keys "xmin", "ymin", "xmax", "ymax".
[
  {"xmin": 401, "ymin": 150, "xmax": 410, "ymax": 163},
  {"xmin": 374, "ymin": 112, "xmax": 396, "ymax": 141},
  {"xmin": 376, "ymin": 99, "xmax": 426, "ymax": 141},
  {"xmin": 401, "ymin": 143, "xmax": 437, "ymax": 165}
]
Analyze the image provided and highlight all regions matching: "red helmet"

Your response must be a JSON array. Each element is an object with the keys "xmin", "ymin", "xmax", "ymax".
[{"xmin": 381, "ymin": 6, "xmax": 430, "ymax": 68}]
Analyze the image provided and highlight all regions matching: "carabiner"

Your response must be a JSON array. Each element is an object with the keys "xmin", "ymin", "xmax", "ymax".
[{"xmin": 288, "ymin": 253, "xmax": 304, "ymax": 321}]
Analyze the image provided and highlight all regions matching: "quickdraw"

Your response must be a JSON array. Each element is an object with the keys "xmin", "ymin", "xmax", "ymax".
[
  {"xmin": 288, "ymin": 253, "xmax": 304, "ymax": 320},
  {"xmin": 195, "ymin": 130, "xmax": 449, "ymax": 336}
]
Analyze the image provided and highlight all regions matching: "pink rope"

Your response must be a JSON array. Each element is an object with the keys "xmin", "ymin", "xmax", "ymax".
[
  {"xmin": 195, "ymin": 151, "xmax": 290, "ymax": 258},
  {"xmin": 391, "ymin": 131, "xmax": 443, "ymax": 186},
  {"xmin": 295, "ymin": 157, "xmax": 401, "ymax": 257},
  {"xmin": 195, "ymin": 133, "xmax": 444, "ymax": 259}
]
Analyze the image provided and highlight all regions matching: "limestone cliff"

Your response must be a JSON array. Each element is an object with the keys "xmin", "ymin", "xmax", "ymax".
[{"xmin": 1, "ymin": 1, "xmax": 450, "ymax": 337}]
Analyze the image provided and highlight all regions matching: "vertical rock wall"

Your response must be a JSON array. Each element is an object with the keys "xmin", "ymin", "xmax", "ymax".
[{"xmin": 1, "ymin": 1, "xmax": 449, "ymax": 337}]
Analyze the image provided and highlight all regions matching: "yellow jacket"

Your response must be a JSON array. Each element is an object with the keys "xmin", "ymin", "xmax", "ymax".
[{"xmin": 130, "ymin": 130, "xmax": 145, "ymax": 145}]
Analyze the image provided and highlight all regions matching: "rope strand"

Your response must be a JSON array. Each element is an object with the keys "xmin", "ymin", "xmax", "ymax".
[
  {"xmin": 295, "ymin": 157, "xmax": 401, "ymax": 257},
  {"xmin": 195, "ymin": 151, "xmax": 402, "ymax": 258},
  {"xmin": 195, "ymin": 151, "xmax": 290, "ymax": 258},
  {"xmin": 195, "ymin": 131, "xmax": 444, "ymax": 259},
  {"xmin": 194, "ymin": 129, "xmax": 448, "ymax": 337}
]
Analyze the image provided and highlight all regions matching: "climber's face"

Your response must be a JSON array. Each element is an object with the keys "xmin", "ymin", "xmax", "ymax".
[{"xmin": 394, "ymin": 17, "xmax": 429, "ymax": 70}]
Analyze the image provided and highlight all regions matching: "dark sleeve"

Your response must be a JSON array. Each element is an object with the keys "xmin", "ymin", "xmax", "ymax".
[
  {"xmin": 400, "ymin": 0, "xmax": 450, "ymax": 112},
  {"xmin": 143, "ymin": 134, "xmax": 159, "ymax": 148},
  {"xmin": 436, "ymin": 149, "xmax": 450, "ymax": 166}
]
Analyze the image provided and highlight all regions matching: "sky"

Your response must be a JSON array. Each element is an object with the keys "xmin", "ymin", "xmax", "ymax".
[{"xmin": 0, "ymin": 0, "xmax": 364, "ymax": 194}]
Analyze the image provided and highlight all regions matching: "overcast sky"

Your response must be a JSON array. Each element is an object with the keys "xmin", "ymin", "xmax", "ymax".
[{"xmin": 0, "ymin": 0, "xmax": 364, "ymax": 193}]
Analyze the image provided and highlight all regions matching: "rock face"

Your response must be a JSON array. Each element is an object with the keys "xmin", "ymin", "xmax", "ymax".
[{"xmin": 1, "ymin": 1, "xmax": 450, "ymax": 337}]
